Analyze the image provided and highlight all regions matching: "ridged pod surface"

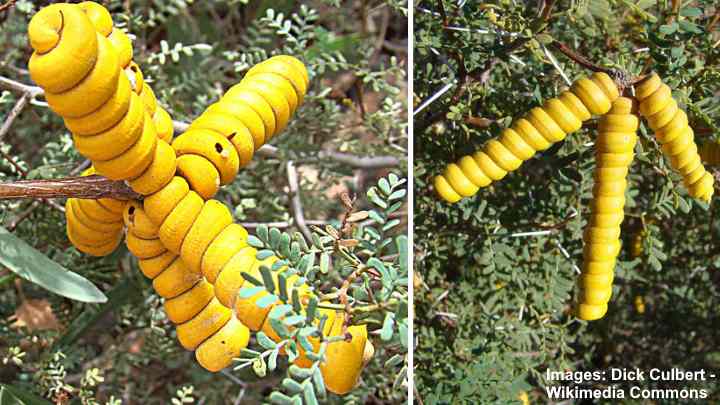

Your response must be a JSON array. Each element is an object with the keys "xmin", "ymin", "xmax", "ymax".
[
  {"xmin": 30, "ymin": 2, "xmax": 368, "ymax": 394},
  {"xmin": 175, "ymin": 55, "xmax": 310, "ymax": 199},
  {"xmin": 28, "ymin": 2, "xmax": 172, "ymax": 185},
  {"xmin": 635, "ymin": 73, "xmax": 714, "ymax": 202},
  {"xmin": 65, "ymin": 167, "xmax": 125, "ymax": 256},
  {"xmin": 433, "ymin": 72, "xmax": 620, "ymax": 203},
  {"xmin": 125, "ymin": 200, "xmax": 367, "ymax": 394},
  {"xmin": 34, "ymin": 2, "xmax": 172, "ymax": 256},
  {"xmin": 577, "ymin": 97, "xmax": 639, "ymax": 321}
]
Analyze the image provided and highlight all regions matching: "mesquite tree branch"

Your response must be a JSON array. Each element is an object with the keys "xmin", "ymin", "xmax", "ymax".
[{"xmin": 0, "ymin": 175, "xmax": 141, "ymax": 200}]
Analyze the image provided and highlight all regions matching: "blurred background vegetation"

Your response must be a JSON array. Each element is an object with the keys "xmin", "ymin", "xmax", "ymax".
[
  {"xmin": 414, "ymin": 0, "xmax": 719, "ymax": 403},
  {"xmin": 0, "ymin": 0, "xmax": 408, "ymax": 403}
]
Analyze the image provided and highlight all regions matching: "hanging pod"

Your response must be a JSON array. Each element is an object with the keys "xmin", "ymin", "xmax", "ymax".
[{"xmin": 577, "ymin": 97, "xmax": 639, "ymax": 321}]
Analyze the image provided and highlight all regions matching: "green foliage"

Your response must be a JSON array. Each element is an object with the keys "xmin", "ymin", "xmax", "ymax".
[
  {"xmin": 415, "ymin": 0, "xmax": 720, "ymax": 403},
  {"xmin": 0, "ymin": 0, "xmax": 406, "ymax": 403},
  {"xmin": 239, "ymin": 172, "xmax": 409, "ymax": 403}
]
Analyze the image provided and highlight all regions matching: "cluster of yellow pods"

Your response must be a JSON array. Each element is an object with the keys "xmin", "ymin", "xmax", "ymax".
[
  {"xmin": 29, "ymin": 1, "xmax": 369, "ymax": 395},
  {"xmin": 433, "ymin": 71, "xmax": 713, "ymax": 321}
]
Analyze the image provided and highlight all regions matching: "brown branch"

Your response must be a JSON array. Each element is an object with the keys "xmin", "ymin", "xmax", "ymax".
[
  {"xmin": 0, "ymin": 0, "xmax": 16, "ymax": 14},
  {"xmin": 338, "ymin": 266, "xmax": 371, "ymax": 338},
  {"xmin": 550, "ymin": 41, "xmax": 615, "ymax": 75},
  {"xmin": 0, "ymin": 175, "xmax": 141, "ymax": 200},
  {"xmin": 540, "ymin": 0, "xmax": 556, "ymax": 22}
]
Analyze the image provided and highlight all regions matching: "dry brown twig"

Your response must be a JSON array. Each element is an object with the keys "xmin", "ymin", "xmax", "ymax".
[{"xmin": 0, "ymin": 0, "xmax": 17, "ymax": 14}]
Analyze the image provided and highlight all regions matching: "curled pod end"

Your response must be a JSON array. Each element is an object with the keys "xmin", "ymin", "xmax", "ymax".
[
  {"xmin": 433, "ymin": 175, "xmax": 462, "ymax": 203},
  {"xmin": 576, "ymin": 303, "xmax": 608, "ymax": 321},
  {"xmin": 28, "ymin": 3, "xmax": 75, "ymax": 53},
  {"xmin": 78, "ymin": 1, "xmax": 113, "ymax": 36},
  {"xmin": 195, "ymin": 317, "xmax": 250, "ymax": 372},
  {"xmin": 321, "ymin": 323, "xmax": 368, "ymax": 395},
  {"xmin": 29, "ymin": 5, "xmax": 99, "ymax": 93}
]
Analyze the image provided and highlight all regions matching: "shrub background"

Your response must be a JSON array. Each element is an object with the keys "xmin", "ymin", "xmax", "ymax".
[
  {"xmin": 414, "ymin": 0, "xmax": 720, "ymax": 403},
  {"xmin": 0, "ymin": 0, "xmax": 408, "ymax": 403}
]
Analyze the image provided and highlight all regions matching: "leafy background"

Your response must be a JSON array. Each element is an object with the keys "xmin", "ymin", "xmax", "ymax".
[
  {"xmin": 0, "ymin": 0, "xmax": 408, "ymax": 403},
  {"xmin": 414, "ymin": 0, "xmax": 720, "ymax": 403}
]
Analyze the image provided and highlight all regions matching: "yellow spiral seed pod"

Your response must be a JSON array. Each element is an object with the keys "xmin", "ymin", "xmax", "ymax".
[
  {"xmin": 635, "ymin": 73, "xmax": 714, "ymax": 202},
  {"xmin": 434, "ymin": 72, "xmax": 620, "ymax": 203},
  {"xmin": 577, "ymin": 97, "xmax": 638, "ymax": 321},
  {"xmin": 30, "ymin": 2, "xmax": 366, "ymax": 391},
  {"xmin": 64, "ymin": 168, "xmax": 125, "ymax": 257}
]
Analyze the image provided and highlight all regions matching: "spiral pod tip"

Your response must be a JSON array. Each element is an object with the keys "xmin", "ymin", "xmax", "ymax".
[
  {"xmin": 78, "ymin": 1, "xmax": 113, "ymax": 37},
  {"xmin": 635, "ymin": 74, "xmax": 714, "ymax": 202}
]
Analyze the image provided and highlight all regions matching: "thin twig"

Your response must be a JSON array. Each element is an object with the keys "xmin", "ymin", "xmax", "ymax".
[
  {"xmin": 550, "ymin": 41, "xmax": 615, "ymax": 75},
  {"xmin": 542, "ymin": 44, "xmax": 571, "ymax": 86},
  {"xmin": 0, "ymin": 91, "xmax": 30, "ymax": 143},
  {"xmin": 239, "ymin": 220, "xmax": 327, "ymax": 229},
  {"xmin": 0, "ymin": 76, "xmax": 43, "ymax": 96},
  {"xmin": 6, "ymin": 200, "xmax": 40, "ymax": 231},
  {"xmin": 338, "ymin": 266, "xmax": 371, "ymax": 337},
  {"xmin": 0, "ymin": 0, "xmax": 17, "ymax": 13},
  {"xmin": 286, "ymin": 161, "xmax": 312, "ymax": 241},
  {"xmin": 0, "ymin": 148, "xmax": 27, "ymax": 176}
]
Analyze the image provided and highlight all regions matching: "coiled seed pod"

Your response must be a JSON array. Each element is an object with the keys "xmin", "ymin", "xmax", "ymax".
[
  {"xmin": 28, "ymin": 2, "xmax": 163, "ymax": 185},
  {"xmin": 434, "ymin": 72, "xmax": 620, "ymax": 203},
  {"xmin": 65, "ymin": 167, "xmax": 125, "ymax": 256},
  {"xmin": 124, "ymin": 200, "xmax": 368, "ymax": 391},
  {"xmin": 577, "ymin": 97, "xmax": 639, "ymax": 321},
  {"xmin": 175, "ymin": 55, "xmax": 309, "ymax": 199},
  {"xmin": 699, "ymin": 141, "xmax": 720, "ymax": 166},
  {"xmin": 123, "ymin": 202, "xmax": 250, "ymax": 370},
  {"xmin": 30, "ymin": 2, "xmax": 368, "ymax": 393},
  {"xmin": 635, "ymin": 73, "xmax": 714, "ymax": 202}
]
